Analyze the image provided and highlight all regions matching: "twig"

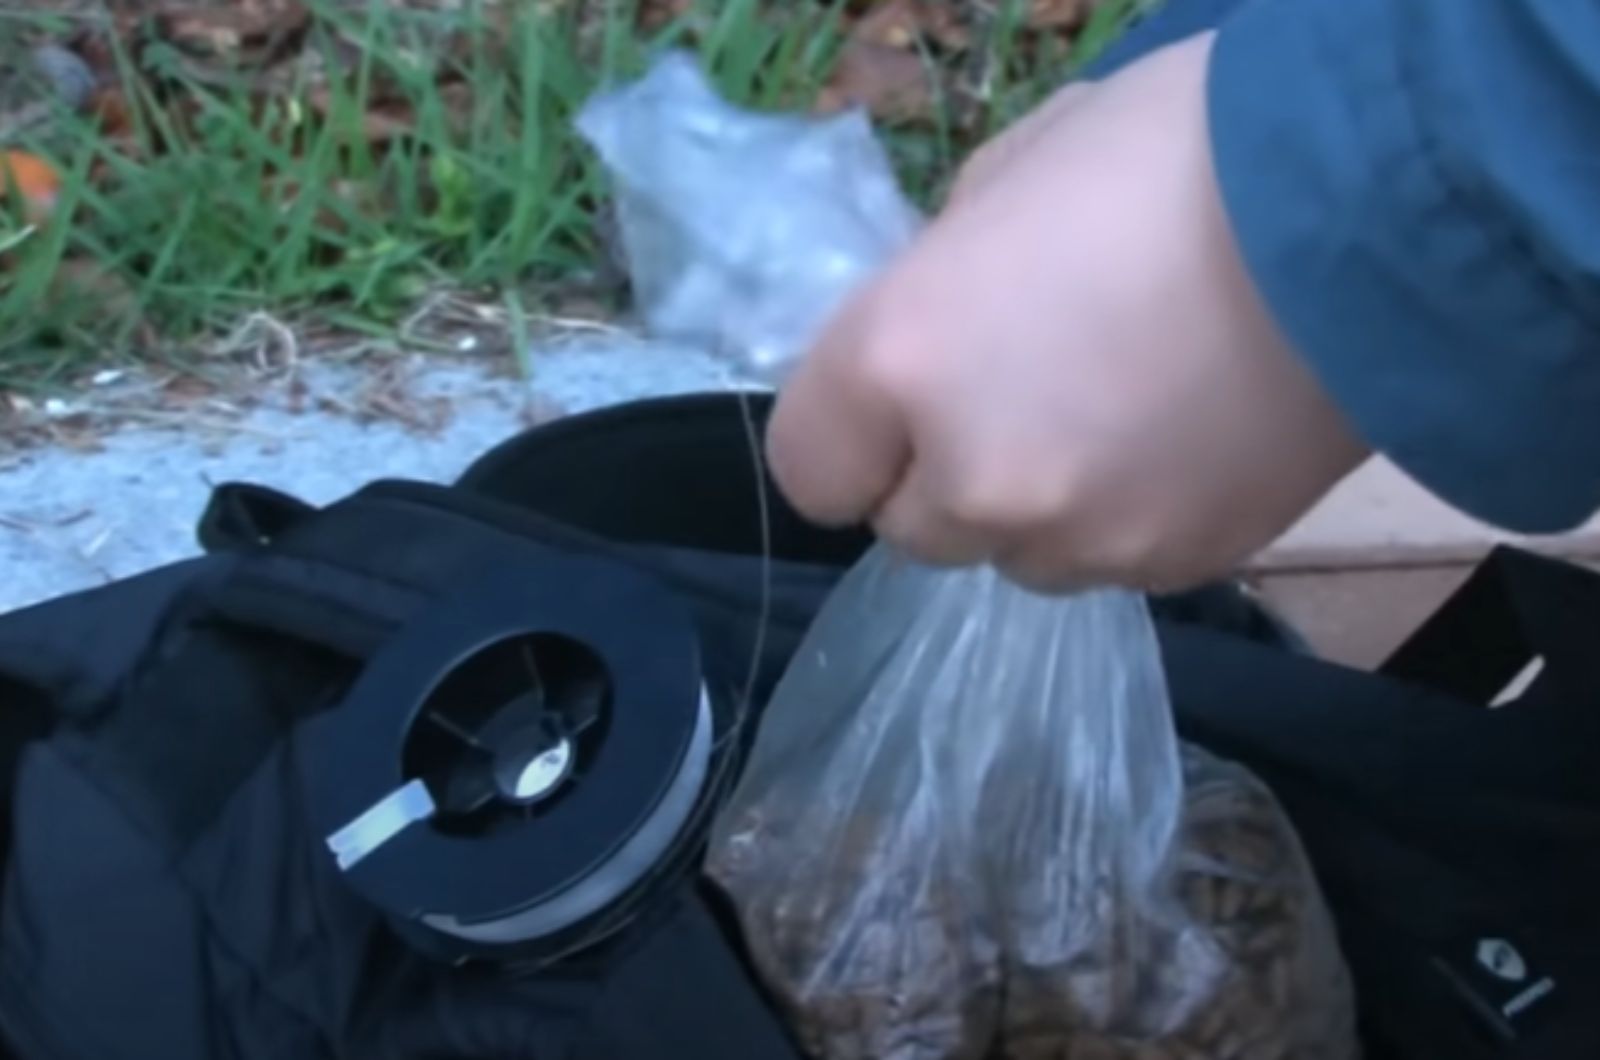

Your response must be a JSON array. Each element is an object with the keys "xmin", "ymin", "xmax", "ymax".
[
  {"xmin": 531, "ymin": 313, "xmax": 629, "ymax": 337},
  {"xmin": 213, "ymin": 310, "xmax": 302, "ymax": 376},
  {"xmin": 0, "ymin": 508, "xmax": 92, "ymax": 532},
  {"xmin": 106, "ymin": 407, "xmax": 297, "ymax": 440},
  {"xmin": 399, "ymin": 289, "xmax": 456, "ymax": 339}
]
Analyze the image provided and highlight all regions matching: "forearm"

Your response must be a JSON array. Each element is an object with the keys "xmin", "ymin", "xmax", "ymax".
[{"xmin": 1208, "ymin": 0, "xmax": 1600, "ymax": 533}]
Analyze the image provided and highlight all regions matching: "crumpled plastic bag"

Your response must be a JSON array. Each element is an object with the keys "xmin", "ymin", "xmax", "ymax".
[
  {"xmin": 580, "ymin": 53, "xmax": 1360, "ymax": 1060},
  {"xmin": 576, "ymin": 51, "xmax": 922, "ymax": 383}
]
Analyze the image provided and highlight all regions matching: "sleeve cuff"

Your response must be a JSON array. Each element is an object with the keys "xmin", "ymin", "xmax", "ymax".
[{"xmin": 1207, "ymin": 0, "xmax": 1600, "ymax": 533}]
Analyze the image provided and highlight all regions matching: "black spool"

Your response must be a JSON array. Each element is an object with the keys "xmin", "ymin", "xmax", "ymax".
[{"xmin": 300, "ymin": 549, "xmax": 721, "ymax": 963}]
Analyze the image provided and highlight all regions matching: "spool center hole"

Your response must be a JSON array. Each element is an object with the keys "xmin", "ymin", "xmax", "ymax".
[{"xmin": 401, "ymin": 632, "xmax": 612, "ymax": 835}]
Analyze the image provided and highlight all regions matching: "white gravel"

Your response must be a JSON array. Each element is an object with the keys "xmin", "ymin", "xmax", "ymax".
[{"xmin": 0, "ymin": 336, "xmax": 755, "ymax": 613}]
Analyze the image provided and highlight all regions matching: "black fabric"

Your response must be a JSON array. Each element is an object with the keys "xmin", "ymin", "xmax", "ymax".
[
  {"xmin": 0, "ymin": 389, "xmax": 1596, "ymax": 1059},
  {"xmin": 197, "ymin": 482, "xmax": 318, "ymax": 552},
  {"xmin": 1377, "ymin": 547, "xmax": 1599, "ymax": 709},
  {"xmin": 459, "ymin": 391, "xmax": 873, "ymax": 566},
  {"xmin": 0, "ymin": 459, "xmax": 826, "ymax": 1060},
  {"xmin": 1164, "ymin": 549, "xmax": 1600, "ymax": 1060},
  {"xmin": 0, "ymin": 560, "xmax": 213, "ymax": 720}
]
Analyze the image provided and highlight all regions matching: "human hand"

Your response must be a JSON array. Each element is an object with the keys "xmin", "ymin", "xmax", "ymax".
[{"xmin": 766, "ymin": 31, "xmax": 1369, "ymax": 593}]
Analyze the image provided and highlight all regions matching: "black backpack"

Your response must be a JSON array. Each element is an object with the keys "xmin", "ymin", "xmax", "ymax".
[
  {"xmin": 0, "ymin": 392, "xmax": 1595, "ymax": 1058},
  {"xmin": 0, "ymin": 394, "xmax": 849, "ymax": 1060}
]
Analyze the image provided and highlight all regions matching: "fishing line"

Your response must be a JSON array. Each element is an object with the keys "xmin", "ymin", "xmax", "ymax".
[
  {"xmin": 706, "ymin": 372, "xmax": 776, "ymax": 776},
  {"xmin": 735, "ymin": 379, "xmax": 774, "ymax": 713}
]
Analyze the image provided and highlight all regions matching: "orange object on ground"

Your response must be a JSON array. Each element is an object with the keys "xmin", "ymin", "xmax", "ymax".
[{"xmin": 1, "ymin": 150, "xmax": 63, "ymax": 223}]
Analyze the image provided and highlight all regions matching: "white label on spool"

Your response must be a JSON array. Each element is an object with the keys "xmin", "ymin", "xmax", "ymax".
[{"xmin": 327, "ymin": 778, "xmax": 438, "ymax": 871}]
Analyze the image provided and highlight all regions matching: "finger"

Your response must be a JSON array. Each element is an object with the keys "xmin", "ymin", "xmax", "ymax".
[
  {"xmin": 870, "ymin": 460, "xmax": 999, "ymax": 568},
  {"xmin": 766, "ymin": 298, "xmax": 912, "ymax": 527},
  {"xmin": 992, "ymin": 536, "xmax": 1103, "ymax": 595},
  {"xmin": 995, "ymin": 530, "xmax": 1212, "ymax": 597}
]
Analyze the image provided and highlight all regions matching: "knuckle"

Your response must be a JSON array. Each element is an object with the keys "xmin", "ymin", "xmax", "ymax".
[
  {"xmin": 941, "ymin": 468, "xmax": 1062, "ymax": 537},
  {"xmin": 1097, "ymin": 527, "xmax": 1166, "ymax": 584},
  {"xmin": 942, "ymin": 485, "xmax": 1027, "ymax": 534}
]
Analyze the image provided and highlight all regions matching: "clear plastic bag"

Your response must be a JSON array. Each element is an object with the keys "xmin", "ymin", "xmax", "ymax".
[
  {"xmin": 581, "ymin": 53, "xmax": 1359, "ymax": 1060},
  {"xmin": 576, "ymin": 51, "xmax": 923, "ymax": 383},
  {"xmin": 708, "ymin": 552, "xmax": 1358, "ymax": 1059}
]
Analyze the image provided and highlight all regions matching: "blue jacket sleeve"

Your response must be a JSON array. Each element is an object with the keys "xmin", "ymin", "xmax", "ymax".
[{"xmin": 1208, "ymin": 0, "xmax": 1600, "ymax": 533}]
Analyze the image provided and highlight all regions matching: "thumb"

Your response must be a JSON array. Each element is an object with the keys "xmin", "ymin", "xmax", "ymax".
[{"xmin": 766, "ymin": 298, "xmax": 911, "ymax": 527}]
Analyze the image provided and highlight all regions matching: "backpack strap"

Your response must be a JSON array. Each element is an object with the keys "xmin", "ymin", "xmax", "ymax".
[
  {"xmin": 201, "ymin": 552, "xmax": 423, "ymax": 660},
  {"xmin": 186, "ymin": 481, "xmax": 603, "ymax": 660},
  {"xmin": 194, "ymin": 482, "xmax": 414, "ymax": 657},
  {"xmin": 191, "ymin": 477, "xmax": 801, "ymax": 663},
  {"xmin": 197, "ymin": 482, "xmax": 318, "ymax": 552}
]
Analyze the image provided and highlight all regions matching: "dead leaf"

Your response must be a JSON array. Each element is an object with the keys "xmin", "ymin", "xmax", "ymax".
[
  {"xmin": 636, "ymin": 0, "xmax": 695, "ymax": 33},
  {"xmin": 1028, "ymin": 0, "xmax": 1098, "ymax": 30},
  {"xmin": 818, "ymin": 41, "xmax": 935, "ymax": 123},
  {"xmin": 851, "ymin": 0, "xmax": 920, "ymax": 49},
  {"xmin": 151, "ymin": 0, "xmax": 312, "ymax": 71},
  {"xmin": 302, "ymin": 73, "xmax": 471, "ymax": 149},
  {"xmin": 87, "ymin": 88, "xmax": 136, "ymax": 140},
  {"xmin": 44, "ymin": 420, "xmax": 108, "ymax": 455},
  {"xmin": 851, "ymin": 0, "xmax": 969, "ymax": 52},
  {"xmin": 162, "ymin": 374, "xmax": 219, "ymax": 402},
  {"xmin": 0, "ymin": 150, "xmax": 62, "ymax": 225}
]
